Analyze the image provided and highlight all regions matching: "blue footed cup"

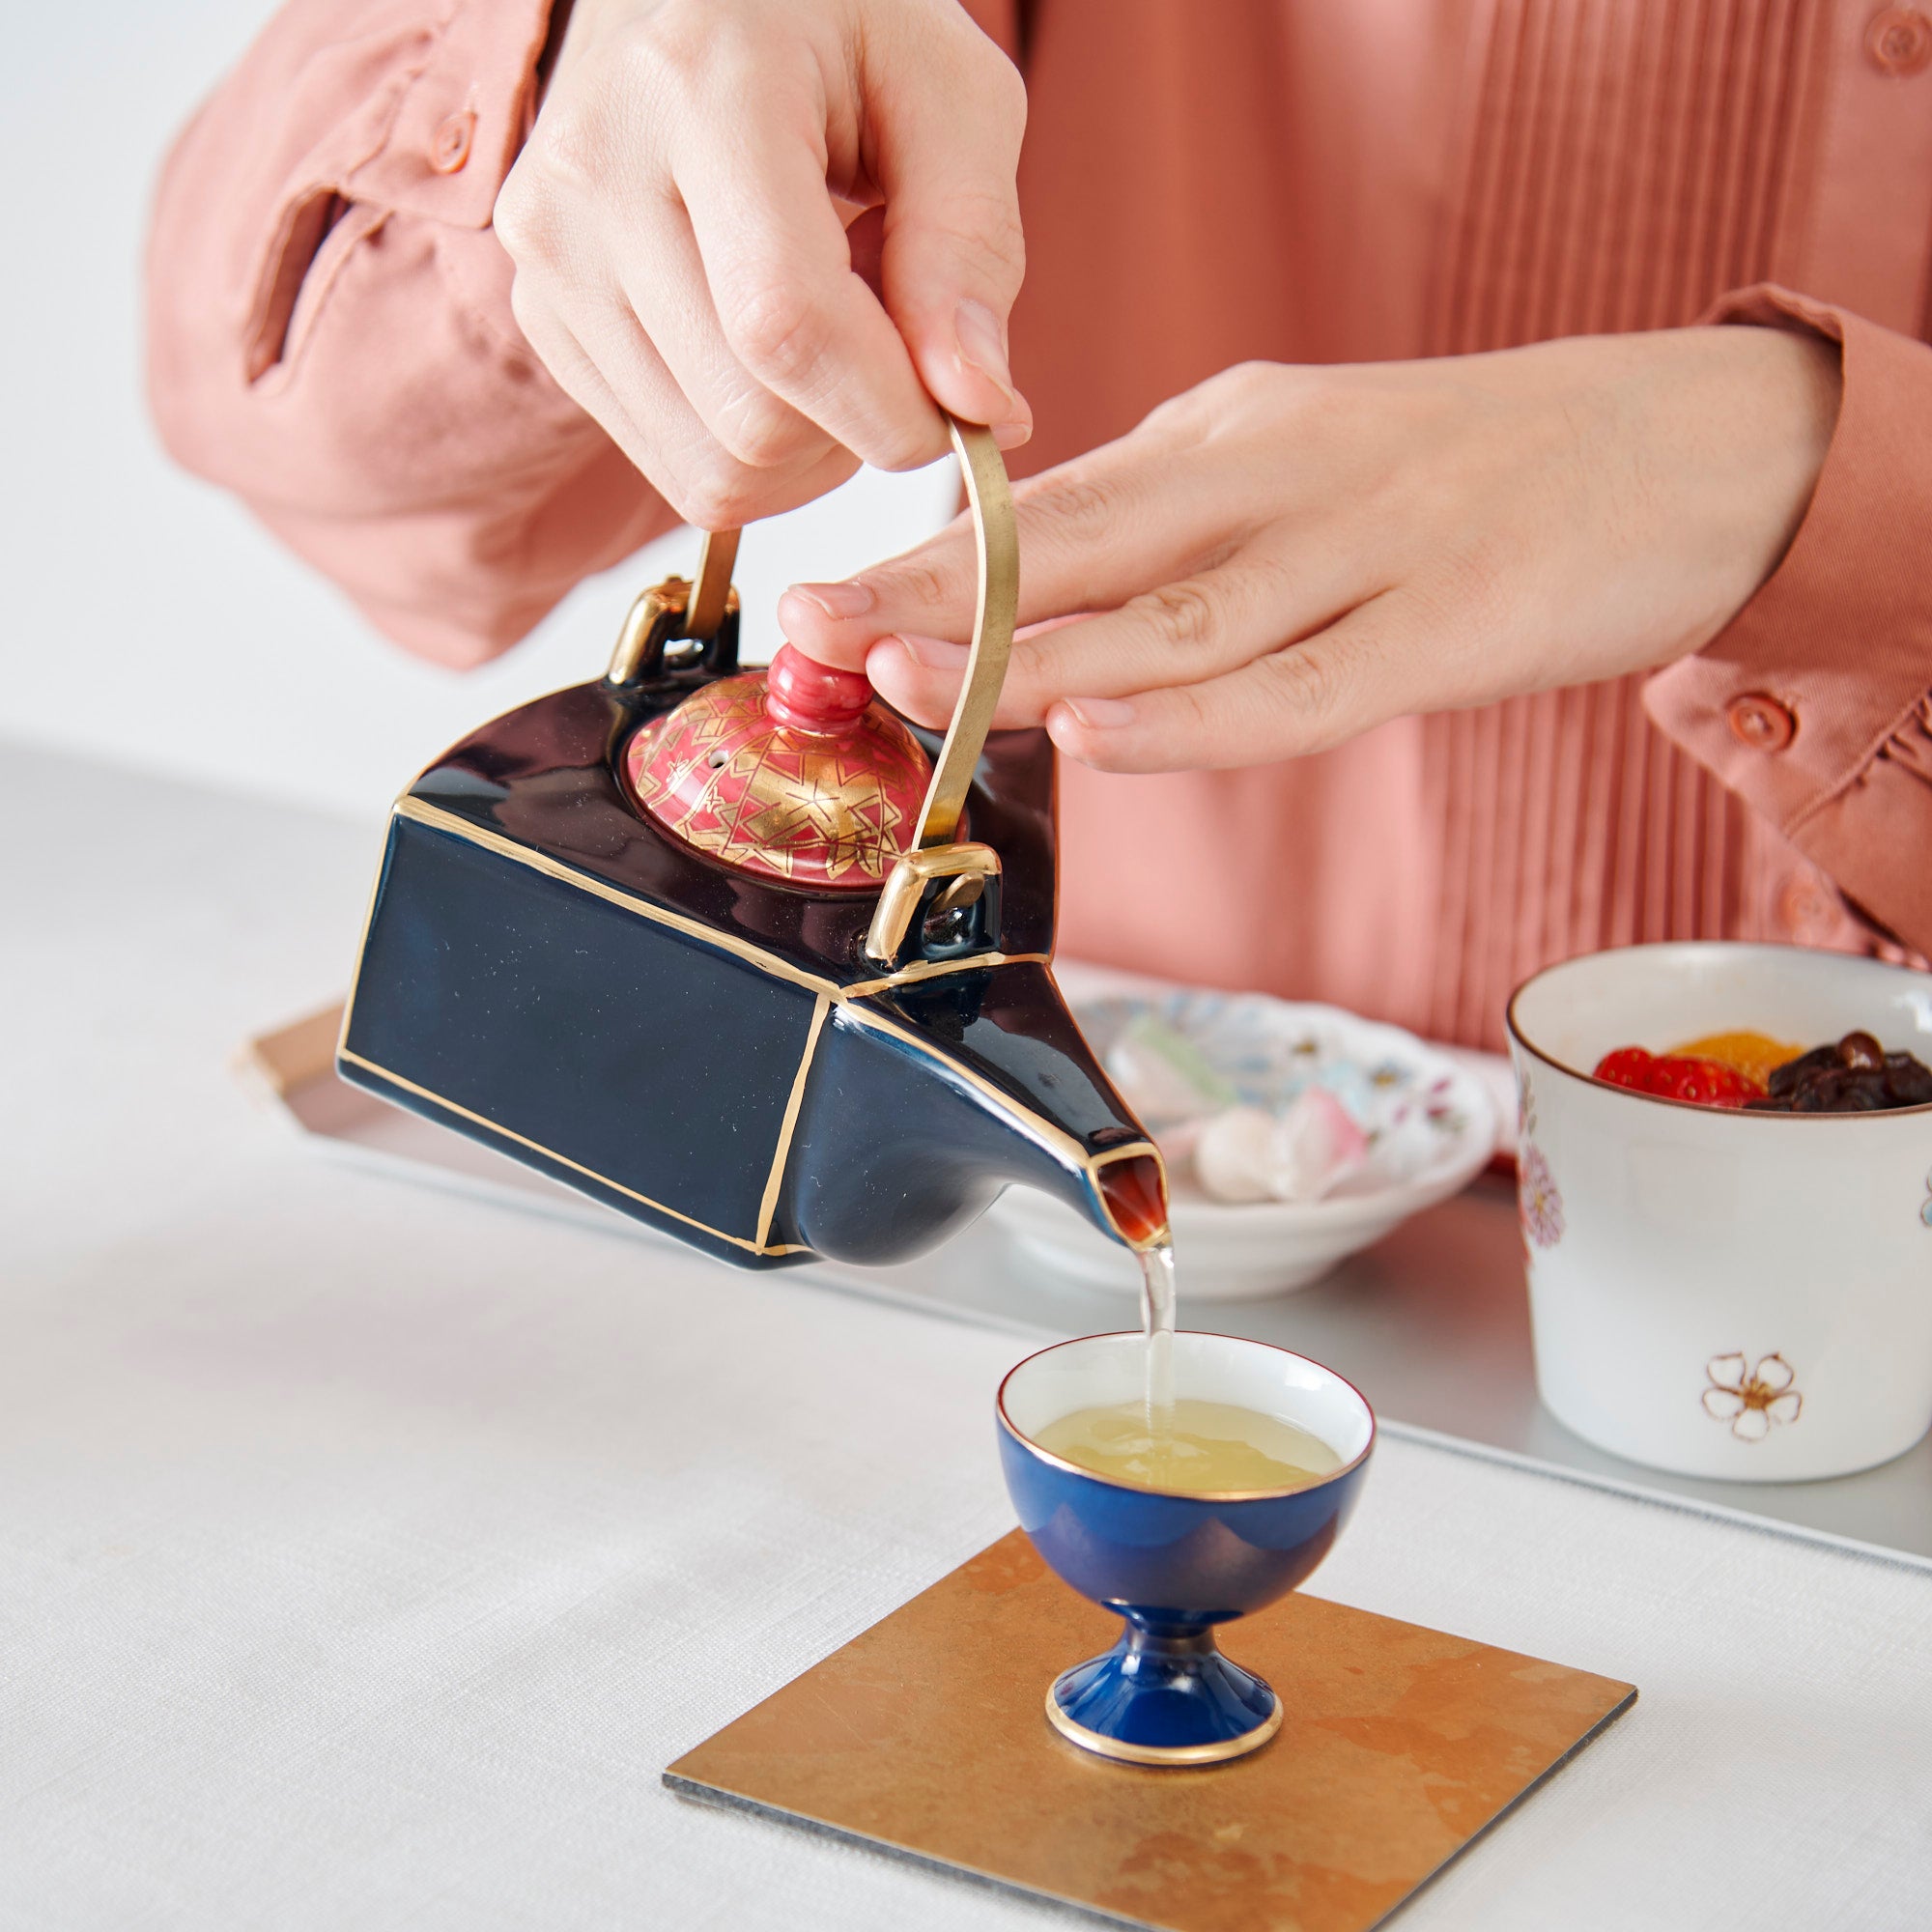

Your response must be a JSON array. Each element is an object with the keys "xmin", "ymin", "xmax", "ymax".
[{"xmin": 997, "ymin": 1332, "xmax": 1375, "ymax": 1767}]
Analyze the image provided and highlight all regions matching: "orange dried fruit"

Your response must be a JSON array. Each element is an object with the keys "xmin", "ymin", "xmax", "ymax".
[{"xmin": 1670, "ymin": 1030, "xmax": 1803, "ymax": 1091}]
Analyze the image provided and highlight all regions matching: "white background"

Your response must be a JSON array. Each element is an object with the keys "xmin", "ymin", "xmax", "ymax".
[{"xmin": 1, "ymin": 0, "xmax": 954, "ymax": 824}]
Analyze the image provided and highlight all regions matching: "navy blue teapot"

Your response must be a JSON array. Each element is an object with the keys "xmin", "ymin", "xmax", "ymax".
[{"xmin": 338, "ymin": 420, "xmax": 1166, "ymax": 1268}]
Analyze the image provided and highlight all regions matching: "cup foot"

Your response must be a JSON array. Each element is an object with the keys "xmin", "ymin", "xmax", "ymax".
[{"xmin": 1045, "ymin": 1633, "xmax": 1282, "ymax": 1767}]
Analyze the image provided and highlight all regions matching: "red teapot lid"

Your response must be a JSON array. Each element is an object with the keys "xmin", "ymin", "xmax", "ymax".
[{"xmin": 625, "ymin": 644, "xmax": 932, "ymax": 890}]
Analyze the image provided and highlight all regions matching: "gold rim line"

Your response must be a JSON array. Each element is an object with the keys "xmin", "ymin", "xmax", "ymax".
[
  {"xmin": 392, "ymin": 797, "xmax": 833, "ymax": 995},
  {"xmin": 1076, "ymin": 1137, "xmax": 1170, "ymax": 1250},
  {"xmin": 394, "ymin": 798, "xmax": 1046, "ymax": 1003},
  {"xmin": 1089, "ymin": 1143, "xmax": 1167, "ymax": 1170},
  {"xmin": 839, "ymin": 951, "xmax": 1050, "ymax": 1000},
  {"xmin": 337, "ymin": 1047, "xmax": 810, "ymax": 1257},
  {"xmin": 837, "ymin": 1001, "xmax": 1159, "ymax": 1177},
  {"xmin": 385, "ymin": 799, "xmax": 1159, "ymax": 1182},
  {"xmin": 355, "ymin": 801, "xmax": 1160, "ymax": 1211},
  {"xmin": 912, "ymin": 418, "xmax": 1018, "ymax": 852},
  {"xmin": 754, "ymin": 992, "xmax": 831, "ymax": 1250},
  {"xmin": 1043, "ymin": 1682, "xmax": 1283, "ymax": 1767}
]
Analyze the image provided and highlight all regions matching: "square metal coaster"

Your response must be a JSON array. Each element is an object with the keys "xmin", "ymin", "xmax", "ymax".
[{"xmin": 667, "ymin": 1530, "xmax": 1635, "ymax": 1932}]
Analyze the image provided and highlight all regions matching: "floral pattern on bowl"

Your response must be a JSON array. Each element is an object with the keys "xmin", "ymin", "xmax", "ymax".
[
  {"xmin": 1516, "ymin": 1080, "xmax": 1564, "ymax": 1252},
  {"xmin": 1701, "ymin": 1353, "xmax": 1803, "ymax": 1441}
]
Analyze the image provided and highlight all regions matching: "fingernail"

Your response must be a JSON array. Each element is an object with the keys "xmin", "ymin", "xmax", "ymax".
[
  {"xmin": 785, "ymin": 580, "xmax": 875, "ymax": 621},
  {"xmin": 896, "ymin": 634, "xmax": 970, "ymax": 670},
  {"xmin": 954, "ymin": 298, "xmax": 1021, "ymax": 415},
  {"xmin": 991, "ymin": 418, "xmax": 1033, "ymax": 450},
  {"xmin": 1063, "ymin": 696, "xmax": 1136, "ymax": 728}
]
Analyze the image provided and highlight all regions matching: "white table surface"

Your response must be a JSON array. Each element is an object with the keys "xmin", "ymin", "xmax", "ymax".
[{"xmin": 6, "ymin": 741, "xmax": 1930, "ymax": 1932}]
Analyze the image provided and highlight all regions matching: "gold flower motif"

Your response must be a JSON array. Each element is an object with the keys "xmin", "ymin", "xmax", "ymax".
[{"xmin": 1701, "ymin": 1353, "xmax": 1802, "ymax": 1442}]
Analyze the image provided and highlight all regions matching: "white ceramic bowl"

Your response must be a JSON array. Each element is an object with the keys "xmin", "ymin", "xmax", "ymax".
[
  {"xmin": 1508, "ymin": 942, "xmax": 1932, "ymax": 1482},
  {"xmin": 992, "ymin": 995, "xmax": 1498, "ymax": 1300}
]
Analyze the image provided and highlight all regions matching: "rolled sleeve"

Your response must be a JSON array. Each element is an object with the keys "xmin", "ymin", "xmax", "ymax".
[
  {"xmin": 147, "ymin": 0, "xmax": 672, "ymax": 666},
  {"xmin": 1644, "ymin": 284, "xmax": 1932, "ymax": 950}
]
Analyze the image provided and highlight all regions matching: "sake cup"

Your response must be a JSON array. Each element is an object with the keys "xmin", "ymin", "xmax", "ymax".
[{"xmin": 996, "ymin": 1333, "xmax": 1375, "ymax": 1767}]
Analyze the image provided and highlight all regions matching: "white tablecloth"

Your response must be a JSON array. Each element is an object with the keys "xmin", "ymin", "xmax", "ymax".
[{"xmin": 6, "ymin": 744, "xmax": 1929, "ymax": 1931}]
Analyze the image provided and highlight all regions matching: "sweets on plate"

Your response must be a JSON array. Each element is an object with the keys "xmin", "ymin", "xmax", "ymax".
[
  {"xmin": 1593, "ymin": 1030, "xmax": 1932, "ymax": 1113},
  {"xmin": 1101, "ymin": 1009, "xmax": 1449, "ymax": 1205}
]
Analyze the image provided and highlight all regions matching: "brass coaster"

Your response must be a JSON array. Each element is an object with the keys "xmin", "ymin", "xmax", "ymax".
[{"xmin": 667, "ymin": 1531, "xmax": 1634, "ymax": 1932}]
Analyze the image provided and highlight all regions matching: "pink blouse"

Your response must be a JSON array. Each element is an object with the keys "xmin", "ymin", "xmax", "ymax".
[{"xmin": 147, "ymin": 0, "xmax": 1932, "ymax": 1048}]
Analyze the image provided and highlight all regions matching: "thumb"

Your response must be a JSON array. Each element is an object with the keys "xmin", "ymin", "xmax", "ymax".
[{"xmin": 863, "ymin": 25, "xmax": 1031, "ymax": 444}]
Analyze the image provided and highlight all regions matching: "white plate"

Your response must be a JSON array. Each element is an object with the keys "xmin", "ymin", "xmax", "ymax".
[{"xmin": 993, "ymin": 988, "xmax": 1499, "ymax": 1300}]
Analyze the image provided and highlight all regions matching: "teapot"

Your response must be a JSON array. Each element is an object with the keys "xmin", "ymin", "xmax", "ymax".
[{"xmin": 337, "ymin": 419, "xmax": 1165, "ymax": 1268}]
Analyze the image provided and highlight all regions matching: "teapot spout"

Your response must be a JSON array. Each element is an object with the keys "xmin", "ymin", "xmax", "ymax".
[{"xmin": 772, "ymin": 961, "xmax": 1165, "ymax": 1267}]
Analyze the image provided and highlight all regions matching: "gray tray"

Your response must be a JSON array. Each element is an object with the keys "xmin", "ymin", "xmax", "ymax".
[{"xmin": 245, "ymin": 1005, "xmax": 1932, "ymax": 1573}]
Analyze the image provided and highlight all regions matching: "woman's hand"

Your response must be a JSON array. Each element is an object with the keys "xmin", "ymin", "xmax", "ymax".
[
  {"xmin": 777, "ymin": 328, "xmax": 1840, "ymax": 771},
  {"xmin": 495, "ymin": 0, "xmax": 1030, "ymax": 530}
]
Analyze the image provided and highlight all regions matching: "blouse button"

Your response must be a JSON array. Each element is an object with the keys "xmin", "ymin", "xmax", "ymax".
[
  {"xmin": 1866, "ymin": 8, "xmax": 1932, "ymax": 74},
  {"xmin": 1726, "ymin": 693, "xmax": 1797, "ymax": 752},
  {"xmin": 1778, "ymin": 873, "xmax": 1844, "ymax": 945},
  {"xmin": 429, "ymin": 110, "xmax": 476, "ymax": 174}
]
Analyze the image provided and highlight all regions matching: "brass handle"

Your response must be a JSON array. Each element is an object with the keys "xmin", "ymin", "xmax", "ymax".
[
  {"xmin": 860, "ymin": 418, "xmax": 1017, "ymax": 966},
  {"xmin": 684, "ymin": 528, "xmax": 741, "ymax": 643},
  {"xmin": 910, "ymin": 418, "xmax": 1019, "ymax": 850},
  {"xmin": 606, "ymin": 530, "xmax": 742, "ymax": 688}
]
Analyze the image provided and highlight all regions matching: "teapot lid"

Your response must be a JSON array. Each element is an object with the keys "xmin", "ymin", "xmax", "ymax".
[
  {"xmin": 611, "ymin": 416, "xmax": 1015, "ymax": 953},
  {"xmin": 625, "ymin": 644, "xmax": 932, "ymax": 891}
]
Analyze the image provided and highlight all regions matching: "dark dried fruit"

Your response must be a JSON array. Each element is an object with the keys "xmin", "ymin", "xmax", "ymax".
[
  {"xmin": 1788, "ymin": 1072, "xmax": 1844, "ymax": 1112},
  {"xmin": 1767, "ymin": 1043, "xmax": 1840, "ymax": 1097},
  {"xmin": 1884, "ymin": 1054, "xmax": 1932, "ymax": 1106},
  {"xmin": 1839, "ymin": 1030, "xmax": 1885, "ymax": 1071},
  {"xmin": 1755, "ymin": 1034, "xmax": 1932, "ymax": 1113}
]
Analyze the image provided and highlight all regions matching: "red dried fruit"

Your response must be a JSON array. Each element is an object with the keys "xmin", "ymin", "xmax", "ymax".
[
  {"xmin": 1648, "ymin": 1056, "xmax": 1755, "ymax": 1107},
  {"xmin": 1594, "ymin": 1047, "xmax": 1657, "ymax": 1092},
  {"xmin": 1593, "ymin": 1046, "xmax": 1755, "ymax": 1107}
]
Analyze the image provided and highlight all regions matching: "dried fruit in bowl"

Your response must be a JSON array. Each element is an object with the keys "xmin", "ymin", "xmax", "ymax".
[
  {"xmin": 1670, "ymin": 1030, "xmax": 1804, "ymax": 1089},
  {"xmin": 1591, "ymin": 1046, "xmax": 1759, "ymax": 1107},
  {"xmin": 1749, "ymin": 1032, "xmax": 1932, "ymax": 1113},
  {"xmin": 1595, "ymin": 1030, "xmax": 1932, "ymax": 1112}
]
